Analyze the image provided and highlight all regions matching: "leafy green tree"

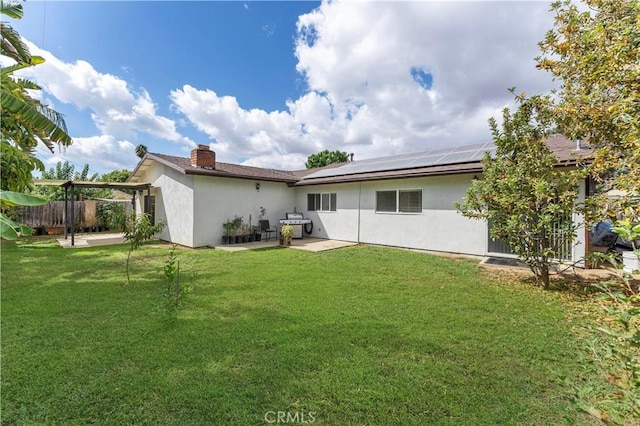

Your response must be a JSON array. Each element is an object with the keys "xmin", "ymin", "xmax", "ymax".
[
  {"xmin": 1, "ymin": 141, "xmax": 43, "ymax": 192},
  {"xmin": 537, "ymin": 0, "xmax": 639, "ymax": 216},
  {"xmin": 123, "ymin": 213, "xmax": 165, "ymax": 285},
  {"xmin": 37, "ymin": 161, "xmax": 105, "ymax": 200},
  {"xmin": 99, "ymin": 169, "xmax": 133, "ymax": 197},
  {"xmin": 0, "ymin": 2, "xmax": 74, "ymax": 241},
  {"xmin": 537, "ymin": 5, "xmax": 640, "ymax": 422},
  {"xmin": 456, "ymin": 93, "xmax": 582, "ymax": 288},
  {"xmin": 1, "ymin": 0, "xmax": 72, "ymax": 195},
  {"xmin": 305, "ymin": 149, "xmax": 349, "ymax": 169},
  {"xmin": 101, "ymin": 169, "xmax": 131, "ymax": 183}
]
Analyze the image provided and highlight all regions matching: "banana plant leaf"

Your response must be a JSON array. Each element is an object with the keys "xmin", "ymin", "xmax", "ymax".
[
  {"xmin": 0, "ymin": 212, "xmax": 34, "ymax": 240},
  {"xmin": 0, "ymin": 190, "xmax": 47, "ymax": 207},
  {"xmin": 0, "ymin": 191, "xmax": 47, "ymax": 240}
]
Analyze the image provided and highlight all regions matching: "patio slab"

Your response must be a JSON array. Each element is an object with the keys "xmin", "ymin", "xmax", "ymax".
[
  {"xmin": 57, "ymin": 233, "xmax": 126, "ymax": 248},
  {"xmin": 58, "ymin": 234, "xmax": 357, "ymax": 252},
  {"xmin": 288, "ymin": 238, "xmax": 357, "ymax": 252},
  {"xmin": 214, "ymin": 238, "xmax": 357, "ymax": 252}
]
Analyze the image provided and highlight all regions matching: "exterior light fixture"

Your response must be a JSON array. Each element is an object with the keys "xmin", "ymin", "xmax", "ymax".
[{"xmin": 256, "ymin": 182, "xmax": 261, "ymax": 191}]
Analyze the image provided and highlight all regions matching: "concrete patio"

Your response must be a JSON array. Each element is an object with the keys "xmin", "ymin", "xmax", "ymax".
[
  {"xmin": 57, "ymin": 233, "xmax": 126, "ymax": 248},
  {"xmin": 214, "ymin": 237, "xmax": 357, "ymax": 253},
  {"xmin": 57, "ymin": 233, "xmax": 356, "ymax": 253}
]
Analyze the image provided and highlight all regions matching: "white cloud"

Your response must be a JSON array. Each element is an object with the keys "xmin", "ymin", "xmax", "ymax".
[
  {"xmin": 13, "ymin": 1, "xmax": 559, "ymax": 173},
  {"xmin": 42, "ymin": 135, "xmax": 138, "ymax": 174},
  {"xmin": 172, "ymin": 0, "xmax": 557, "ymax": 168},
  {"xmin": 17, "ymin": 41, "xmax": 194, "ymax": 149},
  {"xmin": 171, "ymin": 86, "xmax": 317, "ymax": 169}
]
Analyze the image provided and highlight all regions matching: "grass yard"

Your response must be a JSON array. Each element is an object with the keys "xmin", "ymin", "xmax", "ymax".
[{"xmin": 1, "ymin": 238, "xmax": 592, "ymax": 425}]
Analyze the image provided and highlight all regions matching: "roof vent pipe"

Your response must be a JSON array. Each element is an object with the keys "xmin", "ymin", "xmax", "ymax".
[{"xmin": 349, "ymin": 153, "xmax": 354, "ymax": 162}]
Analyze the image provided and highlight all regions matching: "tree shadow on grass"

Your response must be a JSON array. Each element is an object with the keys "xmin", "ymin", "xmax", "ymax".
[{"xmin": 481, "ymin": 264, "xmax": 629, "ymax": 299}]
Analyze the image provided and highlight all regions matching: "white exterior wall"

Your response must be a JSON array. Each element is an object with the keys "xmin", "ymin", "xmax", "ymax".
[
  {"xmin": 294, "ymin": 183, "xmax": 361, "ymax": 241},
  {"xmin": 138, "ymin": 160, "xmax": 587, "ymax": 260},
  {"xmin": 192, "ymin": 176, "xmax": 295, "ymax": 247},
  {"xmin": 295, "ymin": 174, "xmax": 487, "ymax": 256},
  {"xmin": 136, "ymin": 163, "xmax": 195, "ymax": 247},
  {"xmin": 360, "ymin": 176, "xmax": 486, "ymax": 255}
]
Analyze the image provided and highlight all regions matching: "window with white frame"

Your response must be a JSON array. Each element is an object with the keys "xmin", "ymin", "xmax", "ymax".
[
  {"xmin": 375, "ymin": 189, "xmax": 422, "ymax": 213},
  {"xmin": 307, "ymin": 192, "xmax": 337, "ymax": 211}
]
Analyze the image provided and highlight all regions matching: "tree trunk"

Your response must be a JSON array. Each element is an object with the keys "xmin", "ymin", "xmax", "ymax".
[
  {"xmin": 541, "ymin": 262, "xmax": 550, "ymax": 289},
  {"xmin": 125, "ymin": 246, "xmax": 133, "ymax": 285}
]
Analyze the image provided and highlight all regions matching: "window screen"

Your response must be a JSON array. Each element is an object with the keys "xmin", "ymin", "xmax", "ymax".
[
  {"xmin": 308, "ymin": 193, "xmax": 336, "ymax": 211},
  {"xmin": 399, "ymin": 190, "xmax": 422, "ymax": 213},
  {"xmin": 307, "ymin": 193, "xmax": 320, "ymax": 211},
  {"xmin": 321, "ymin": 193, "xmax": 330, "ymax": 211},
  {"xmin": 376, "ymin": 191, "xmax": 397, "ymax": 212}
]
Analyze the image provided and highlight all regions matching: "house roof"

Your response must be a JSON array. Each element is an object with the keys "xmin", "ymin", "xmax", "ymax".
[
  {"xmin": 293, "ymin": 134, "xmax": 592, "ymax": 186},
  {"xmin": 129, "ymin": 153, "xmax": 300, "ymax": 184},
  {"xmin": 128, "ymin": 134, "xmax": 592, "ymax": 187}
]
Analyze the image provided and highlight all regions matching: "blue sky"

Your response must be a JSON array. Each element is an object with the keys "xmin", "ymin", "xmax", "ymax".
[{"xmin": 11, "ymin": 0, "xmax": 558, "ymax": 175}]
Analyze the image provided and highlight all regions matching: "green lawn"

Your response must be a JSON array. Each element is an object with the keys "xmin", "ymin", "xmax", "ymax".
[{"xmin": 1, "ymin": 238, "xmax": 591, "ymax": 424}]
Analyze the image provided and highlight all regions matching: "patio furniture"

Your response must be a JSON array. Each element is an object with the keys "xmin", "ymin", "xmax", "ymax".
[{"xmin": 259, "ymin": 220, "xmax": 278, "ymax": 241}]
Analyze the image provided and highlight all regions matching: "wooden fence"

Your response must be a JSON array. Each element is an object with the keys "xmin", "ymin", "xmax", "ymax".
[{"xmin": 18, "ymin": 200, "xmax": 133, "ymax": 234}]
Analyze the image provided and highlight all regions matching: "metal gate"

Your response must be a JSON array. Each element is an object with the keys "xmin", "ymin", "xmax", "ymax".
[{"xmin": 487, "ymin": 217, "xmax": 573, "ymax": 261}]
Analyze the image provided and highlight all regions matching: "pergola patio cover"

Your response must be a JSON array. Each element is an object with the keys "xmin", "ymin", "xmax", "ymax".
[{"xmin": 33, "ymin": 180, "xmax": 151, "ymax": 246}]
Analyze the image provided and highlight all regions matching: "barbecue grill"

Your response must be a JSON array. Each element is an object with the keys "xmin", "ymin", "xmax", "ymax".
[{"xmin": 279, "ymin": 212, "xmax": 312, "ymax": 239}]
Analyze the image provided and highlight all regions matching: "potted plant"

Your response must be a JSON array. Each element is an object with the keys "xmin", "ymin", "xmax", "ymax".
[
  {"xmin": 222, "ymin": 220, "xmax": 234, "ymax": 244},
  {"xmin": 243, "ymin": 224, "xmax": 251, "ymax": 243},
  {"xmin": 280, "ymin": 224, "xmax": 293, "ymax": 246},
  {"xmin": 232, "ymin": 215, "xmax": 244, "ymax": 243},
  {"xmin": 252, "ymin": 225, "xmax": 261, "ymax": 242},
  {"xmin": 612, "ymin": 219, "xmax": 640, "ymax": 273}
]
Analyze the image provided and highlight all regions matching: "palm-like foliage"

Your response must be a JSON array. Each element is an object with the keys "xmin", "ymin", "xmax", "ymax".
[
  {"xmin": 0, "ymin": 190, "xmax": 47, "ymax": 240},
  {"xmin": 135, "ymin": 144, "xmax": 148, "ymax": 158},
  {"xmin": 1, "ymin": 66, "xmax": 72, "ymax": 152},
  {"xmin": 0, "ymin": 0, "xmax": 72, "ymax": 155},
  {"xmin": 0, "ymin": 0, "xmax": 73, "ymax": 239},
  {"xmin": 0, "ymin": 0, "xmax": 29, "ymax": 63}
]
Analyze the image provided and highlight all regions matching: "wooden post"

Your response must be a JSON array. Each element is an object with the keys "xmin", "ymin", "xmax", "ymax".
[
  {"xmin": 70, "ymin": 184, "xmax": 75, "ymax": 247},
  {"xmin": 64, "ymin": 186, "xmax": 68, "ymax": 239}
]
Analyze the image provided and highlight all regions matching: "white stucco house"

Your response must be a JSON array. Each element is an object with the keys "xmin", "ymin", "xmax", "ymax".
[{"xmin": 128, "ymin": 135, "xmax": 589, "ymax": 263}]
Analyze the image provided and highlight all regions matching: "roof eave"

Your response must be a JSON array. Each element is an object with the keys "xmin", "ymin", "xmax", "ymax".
[
  {"xmin": 184, "ymin": 167, "xmax": 297, "ymax": 183},
  {"xmin": 293, "ymin": 166, "xmax": 484, "ymax": 186},
  {"xmin": 293, "ymin": 159, "xmax": 588, "ymax": 186}
]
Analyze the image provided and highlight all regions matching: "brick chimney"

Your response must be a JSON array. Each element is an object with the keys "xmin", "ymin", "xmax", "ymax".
[{"xmin": 190, "ymin": 144, "xmax": 215, "ymax": 169}]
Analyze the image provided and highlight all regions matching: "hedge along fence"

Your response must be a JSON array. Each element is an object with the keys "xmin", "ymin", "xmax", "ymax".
[{"xmin": 18, "ymin": 200, "xmax": 133, "ymax": 232}]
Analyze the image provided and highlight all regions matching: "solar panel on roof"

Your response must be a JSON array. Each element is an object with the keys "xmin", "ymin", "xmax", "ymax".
[
  {"xmin": 436, "ymin": 152, "xmax": 480, "ymax": 165},
  {"xmin": 303, "ymin": 142, "xmax": 495, "ymax": 180}
]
